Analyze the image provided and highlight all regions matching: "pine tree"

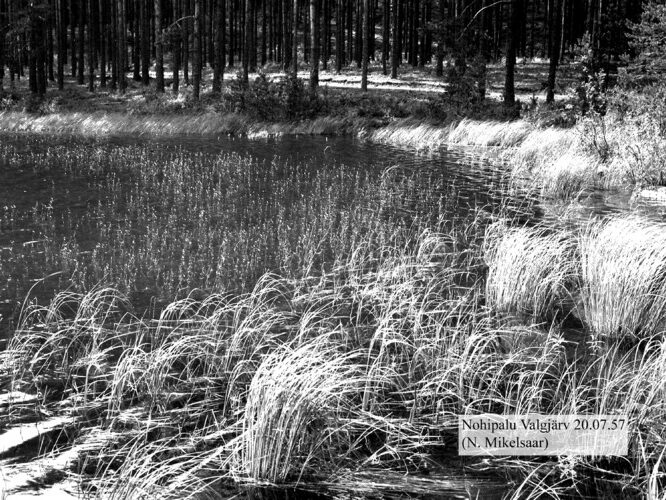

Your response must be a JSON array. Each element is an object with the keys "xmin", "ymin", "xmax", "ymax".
[
  {"xmin": 309, "ymin": 0, "xmax": 319, "ymax": 90},
  {"xmin": 155, "ymin": 0, "xmax": 165, "ymax": 92},
  {"xmin": 193, "ymin": 0, "xmax": 201, "ymax": 97},
  {"xmin": 626, "ymin": 0, "xmax": 666, "ymax": 86}
]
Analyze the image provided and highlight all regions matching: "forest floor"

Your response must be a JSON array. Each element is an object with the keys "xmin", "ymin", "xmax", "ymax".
[{"xmin": 0, "ymin": 58, "xmax": 577, "ymax": 123}]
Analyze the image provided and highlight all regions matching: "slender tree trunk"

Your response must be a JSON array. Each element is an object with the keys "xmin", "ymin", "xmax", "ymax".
[
  {"xmin": 99, "ymin": 0, "xmax": 106, "ymax": 87},
  {"xmin": 88, "ymin": 0, "xmax": 95, "ymax": 90},
  {"xmin": 172, "ymin": 0, "xmax": 180, "ymax": 92},
  {"xmin": 77, "ymin": 0, "xmax": 85, "ymax": 83},
  {"xmin": 193, "ymin": 0, "xmax": 201, "ymax": 97},
  {"xmin": 282, "ymin": 0, "xmax": 290, "ymax": 70},
  {"xmin": 381, "ymin": 0, "xmax": 388, "ymax": 74},
  {"xmin": 57, "ymin": 0, "xmax": 65, "ymax": 89},
  {"xmin": 435, "ymin": 0, "xmax": 444, "ymax": 76},
  {"xmin": 242, "ymin": 0, "xmax": 251, "ymax": 83},
  {"xmin": 250, "ymin": 0, "xmax": 257, "ymax": 69},
  {"xmin": 335, "ymin": 0, "xmax": 344, "ymax": 72},
  {"xmin": 111, "ymin": 0, "xmax": 118, "ymax": 89},
  {"xmin": 261, "ymin": 0, "xmax": 267, "ymax": 65},
  {"xmin": 213, "ymin": 0, "xmax": 225, "ymax": 92},
  {"xmin": 118, "ymin": 0, "xmax": 127, "ymax": 91},
  {"xmin": 29, "ymin": 9, "xmax": 38, "ymax": 93},
  {"xmin": 309, "ymin": 0, "xmax": 319, "ymax": 90},
  {"xmin": 155, "ymin": 0, "xmax": 165, "ymax": 91},
  {"xmin": 29, "ymin": 6, "xmax": 47, "ymax": 94},
  {"xmin": 47, "ymin": 9, "xmax": 54, "ymax": 82},
  {"xmin": 321, "ymin": 0, "xmax": 328, "ymax": 70},
  {"xmin": 141, "ymin": 0, "xmax": 149, "ymax": 84},
  {"xmin": 546, "ymin": 0, "xmax": 562, "ymax": 103},
  {"xmin": 345, "ymin": 0, "xmax": 352, "ymax": 63},
  {"xmin": 354, "ymin": 0, "xmax": 361, "ymax": 66},
  {"xmin": 132, "ymin": 0, "xmax": 140, "ymax": 80},
  {"xmin": 504, "ymin": 0, "xmax": 521, "ymax": 107},
  {"xmin": 70, "ymin": 0, "xmax": 77, "ymax": 77},
  {"xmin": 292, "ymin": 0, "xmax": 298, "ymax": 75},
  {"xmin": 303, "ymin": 0, "xmax": 309, "ymax": 62},
  {"xmin": 361, "ymin": 0, "xmax": 368, "ymax": 90},
  {"xmin": 184, "ymin": 0, "xmax": 191, "ymax": 80},
  {"xmin": 391, "ymin": 0, "xmax": 399, "ymax": 77}
]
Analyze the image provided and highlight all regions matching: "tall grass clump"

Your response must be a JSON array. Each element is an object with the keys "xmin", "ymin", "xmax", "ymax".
[
  {"xmin": 484, "ymin": 223, "xmax": 578, "ymax": 322},
  {"xmin": 368, "ymin": 118, "xmax": 534, "ymax": 150},
  {"xmin": 232, "ymin": 336, "xmax": 364, "ymax": 483},
  {"xmin": 580, "ymin": 216, "xmax": 666, "ymax": 339}
]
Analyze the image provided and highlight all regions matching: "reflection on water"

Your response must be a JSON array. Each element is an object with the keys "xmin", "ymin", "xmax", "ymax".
[{"xmin": 1, "ymin": 133, "xmax": 660, "ymax": 336}]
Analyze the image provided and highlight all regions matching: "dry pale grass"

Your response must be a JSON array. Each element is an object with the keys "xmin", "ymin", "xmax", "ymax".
[
  {"xmin": 232, "ymin": 335, "xmax": 364, "ymax": 483},
  {"xmin": 580, "ymin": 216, "xmax": 666, "ymax": 339},
  {"xmin": 368, "ymin": 118, "xmax": 535, "ymax": 150},
  {"xmin": 4, "ymin": 219, "xmax": 666, "ymax": 498},
  {"xmin": 484, "ymin": 223, "xmax": 578, "ymax": 322}
]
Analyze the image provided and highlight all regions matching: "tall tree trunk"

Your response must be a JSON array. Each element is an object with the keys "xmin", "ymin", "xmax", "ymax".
[
  {"xmin": 435, "ymin": 0, "xmax": 443, "ymax": 76},
  {"xmin": 261, "ymin": 0, "xmax": 267, "ymax": 65},
  {"xmin": 111, "ymin": 0, "xmax": 118, "ymax": 89},
  {"xmin": 78, "ymin": 0, "xmax": 85, "ymax": 84},
  {"xmin": 282, "ymin": 0, "xmax": 290, "ymax": 70},
  {"xmin": 361, "ymin": 0, "xmax": 368, "ymax": 90},
  {"xmin": 303, "ymin": 0, "xmax": 309, "ymax": 62},
  {"xmin": 504, "ymin": 0, "xmax": 521, "ymax": 107},
  {"xmin": 381, "ymin": 0, "xmax": 388, "ymax": 75},
  {"xmin": 132, "ymin": 0, "xmax": 140, "ymax": 80},
  {"xmin": 335, "ymin": 0, "xmax": 344, "ymax": 72},
  {"xmin": 243, "ymin": 0, "xmax": 251, "ymax": 83},
  {"xmin": 184, "ymin": 0, "xmax": 191, "ymax": 81},
  {"xmin": 321, "ymin": 0, "xmax": 329, "ymax": 70},
  {"xmin": 99, "ymin": 0, "xmax": 106, "ymax": 87},
  {"xmin": 477, "ymin": 0, "xmax": 488, "ymax": 101},
  {"xmin": 309, "ymin": 0, "xmax": 319, "ymax": 90},
  {"xmin": 354, "ymin": 0, "xmax": 361, "ymax": 66},
  {"xmin": 391, "ymin": 0, "xmax": 399, "ymax": 78},
  {"xmin": 118, "ymin": 0, "xmax": 127, "ymax": 91},
  {"xmin": 70, "ymin": 0, "xmax": 77, "ymax": 77},
  {"xmin": 546, "ymin": 0, "xmax": 562, "ymax": 103},
  {"xmin": 250, "ymin": 0, "xmax": 257, "ymax": 69},
  {"xmin": 346, "ymin": 0, "xmax": 352, "ymax": 64},
  {"xmin": 213, "ymin": 0, "xmax": 225, "ymax": 92},
  {"xmin": 29, "ymin": 9, "xmax": 38, "ymax": 93},
  {"xmin": 57, "ymin": 0, "xmax": 65, "ymax": 89},
  {"xmin": 141, "ymin": 0, "xmax": 150, "ymax": 84},
  {"xmin": 38, "ymin": 10, "xmax": 47, "ymax": 93},
  {"xmin": 155, "ymin": 0, "xmax": 165, "ymax": 91},
  {"xmin": 47, "ymin": 8, "xmax": 54, "ymax": 82},
  {"xmin": 193, "ymin": 0, "xmax": 201, "ymax": 97},
  {"xmin": 292, "ymin": 0, "xmax": 298, "ymax": 75},
  {"xmin": 88, "ymin": 0, "xmax": 95, "ymax": 90},
  {"xmin": 172, "ymin": 0, "xmax": 180, "ymax": 92}
]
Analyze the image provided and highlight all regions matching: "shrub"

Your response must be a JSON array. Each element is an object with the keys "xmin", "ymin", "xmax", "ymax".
[{"xmin": 221, "ymin": 72, "xmax": 325, "ymax": 121}]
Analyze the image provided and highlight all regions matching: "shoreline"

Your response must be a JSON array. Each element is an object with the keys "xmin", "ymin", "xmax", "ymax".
[{"xmin": 2, "ymin": 108, "xmax": 662, "ymax": 204}]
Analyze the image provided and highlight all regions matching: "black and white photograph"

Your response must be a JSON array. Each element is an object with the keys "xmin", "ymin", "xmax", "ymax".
[{"xmin": 0, "ymin": 0, "xmax": 664, "ymax": 498}]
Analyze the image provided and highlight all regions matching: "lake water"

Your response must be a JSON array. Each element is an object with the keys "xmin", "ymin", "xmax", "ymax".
[{"xmin": 0, "ymin": 132, "xmax": 656, "ymax": 499}]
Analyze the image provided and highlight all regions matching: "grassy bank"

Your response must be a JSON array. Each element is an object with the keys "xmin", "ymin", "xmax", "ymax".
[
  {"xmin": 3, "ymin": 64, "xmax": 665, "ymax": 201},
  {"xmin": 370, "ymin": 83, "xmax": 666, "ymax": 201},
  {"xmin": 3, "ymin": 213, "xmax": 666, "ymax": 499}
]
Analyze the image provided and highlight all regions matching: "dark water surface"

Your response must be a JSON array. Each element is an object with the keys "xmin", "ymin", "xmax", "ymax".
[{"xmin": 0, "ymin": 132, "xmax": 654, "ymax": 499}]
